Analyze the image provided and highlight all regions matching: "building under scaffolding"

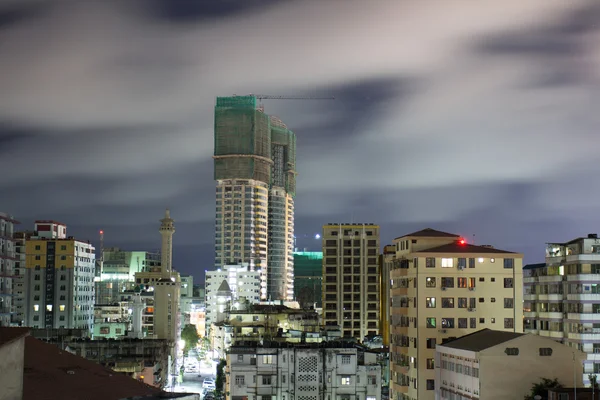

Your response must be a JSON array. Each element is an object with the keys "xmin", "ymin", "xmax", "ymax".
[{"xmin": 213, "ymin": 96, "xmax": 296, "ymax": 301}]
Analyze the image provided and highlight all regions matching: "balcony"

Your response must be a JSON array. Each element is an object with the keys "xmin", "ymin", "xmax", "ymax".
[
  {"xmin": 546, "ymin": 256, "xmax": 565, "ymax": 266},
  {"xmin": 567, "ymin": 331, "xmax": 600, "ymax": 341},
  {"xmin": 567, "ymin": 294, "xmax": 600, "ymax": 301},
  {"xmin": 523, "ymin": 275, "xmax": 563, "ymax": 284},
  {"xmin": 566, "ymin": 313, "xmax": 600, "ymax": 322},
  {"xmin": 537, "ymin": 312, "xmax": 564, "ymax": 320},
  {"xmin": 523, "ymin": 294, "xmax": 537, "ymax": 301},
  {"xmin": 566, "ymin": 274, "xmax": 600, "ymax": 282},
  {"xmin": 524, "ymin": 328, "xmax": 539, "ymax": 335},
  {"xmin": 538, "ymin": 330, "xmax": 564, "ymax": 339},
  {"xmin": 538, "ymin": 294, "xmax": 564, "ymax": 301},
  {"xmin": 524, "ymin": 311, "xmax": 537, "ymax": 318},
  {"xmin": 566, "ymin": 254, "xmax": 600, "ymax": 263}
]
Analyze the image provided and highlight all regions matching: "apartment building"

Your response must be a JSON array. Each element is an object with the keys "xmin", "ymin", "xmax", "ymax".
[
  {"xmin": 380, "ymin": 244, "xmax": 395, "ymax": 347},
  {"xmin": 226, "ymin": 341, "xmax": 382, "ymax": 400},
  {"xmin": 24, "ymin": 221, "xmax": 96, "ymax": 333},
  {"xmin": 435, "ymin": 329, "xmax": 585, "ymax": 400},
  {"xmin": 0, "ymin": 212, "xmax": 18, "ymax": 327},
  {"xmin": 322, "ymin": 223, "xmax": 381, "ymax": 340},
  {"xmin": 523, "ymin": 233, "xmax": 600, "ymax": 386},
  {"xmin": 205, "ymin": 263, "xmax": 266, "ymax": 329},
  {"xmin": 389, "ymin": 228, "xmax": 523, "ymax": 400}
]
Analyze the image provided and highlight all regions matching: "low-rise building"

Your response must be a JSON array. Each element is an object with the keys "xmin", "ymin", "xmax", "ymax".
[
  {"xmin": 0, "ymin": 212, "xmax": 18, "ymax": 327},
  {"xmin": 435, "ymin": 329, "xmax": 586, "ymax": 400},
  {"xmin": 226, "ymin": 341, "xmax": 382, "ymax": 400}
]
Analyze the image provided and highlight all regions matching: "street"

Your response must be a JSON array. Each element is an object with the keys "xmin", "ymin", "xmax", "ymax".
[{"xmin": 172, "ymin": 356, "xmax": 218, "ymax": 396}]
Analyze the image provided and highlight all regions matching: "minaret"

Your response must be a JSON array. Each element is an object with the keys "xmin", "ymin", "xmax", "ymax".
[{"xmin": 159, "ymin": 208, "xmax": 175, "ymax": 278}]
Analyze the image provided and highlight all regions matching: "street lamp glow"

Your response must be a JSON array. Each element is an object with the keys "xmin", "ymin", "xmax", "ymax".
[
  {"xmin": 178, "ymin": 339, "xmax": 185, "ymax": 348},
  {"xmin": 315, "ymin": 233, "xmax": 321, "ymax": 239}
]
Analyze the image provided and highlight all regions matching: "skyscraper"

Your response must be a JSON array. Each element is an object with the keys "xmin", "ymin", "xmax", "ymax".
[{"xmin": 213, "ymin": 96, "xmax": 296, "ymax": 301}]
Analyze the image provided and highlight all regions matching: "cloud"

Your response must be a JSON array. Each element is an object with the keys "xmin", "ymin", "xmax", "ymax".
[{"xmin": 1, "ymin": 0, "xmax": 600, "ymax": 275}]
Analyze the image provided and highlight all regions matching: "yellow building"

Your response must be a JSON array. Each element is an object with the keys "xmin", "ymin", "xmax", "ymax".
[
  {"xmin": 389, "ymin": 228, "xmax": 523, "ymax": 400},
  {"xmin": 24, "ymin": 220, "xmax": 96, "ymax": 332},
  {"xmin": 322, "ymin": 223, "xmax": 381, "ymax": 340},
  {"xmin": 380, "ymin": 244, "xmax": 395, "ymax": 347}
]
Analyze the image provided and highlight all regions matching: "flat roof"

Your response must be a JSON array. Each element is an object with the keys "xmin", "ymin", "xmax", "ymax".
[{"xmin": 439, "ymin": 329, "xmax": 525, "ymax": 352}]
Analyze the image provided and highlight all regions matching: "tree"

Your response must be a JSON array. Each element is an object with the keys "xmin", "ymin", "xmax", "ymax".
[
  {"xmin": 524, "ymin": 377, "xmax": 563, "ymax": 400},
  {"xmin": 590, "ymin": 374, "xmax": 599, "ymax": 389},
  {"xmin": 215, "ymin": 359, "xmax": 227, "ymax": 395},
  {"xmin": 180, "ymin": 324, "xmax": 200, "ymax": 355}
]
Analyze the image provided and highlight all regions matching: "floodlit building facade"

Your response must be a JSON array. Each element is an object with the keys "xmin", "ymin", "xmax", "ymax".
[
  {"xmin": 293, "ymin": 251, "xmax": 323, "ymax": 308},
  {"xmin": 322, "ymin": 223, "xmax": 381, "ymax": 340},
  {"xmin": 213, "ymin": 95, "xmax": 296, "ymax": 301},
  {"xmin": 0, "ymin": 212, "xmax": 18, "ymax": 327},
  {"xmin": 435, "ymin": 329, "xmax": 585, "ymax": 400},
  {"xmin": 226, "ymin": 342, "xmax": 382, "ymax": 400},
  {"xmin": 389, "ymin": 228, "xmax": 523, "ymax": 400},
  {"xmin": 24, "ymin": 221, "xmax": 96, "ymax": 332},
  {"xmin": 524, "ymin": 233, "xmax": 600, "ymax": 386},
  {"xmin": 205, "ymin": 263, "xmax": 266, "ymax": 329}
]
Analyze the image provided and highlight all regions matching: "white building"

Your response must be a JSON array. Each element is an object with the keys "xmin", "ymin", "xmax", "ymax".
[
  {"xmin": 205, "ymin": 264, "xmax": 266, "ymax": 328},
  {"xmin": 435, "ymin": 329, "xmax": 586, "ymax": 400},
  {"xmin": 227, "ymin": 342, "xmax": 382, "ymax": 400},
  {"xmin": 24, "ymin": 220, "xmax": 96, "ymax": 332}
]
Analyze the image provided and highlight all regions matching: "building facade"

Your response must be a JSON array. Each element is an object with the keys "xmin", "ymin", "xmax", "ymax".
[
  {"xmin": 380, "ymin": 244, "xmax": 395, "ymax": 347},
  {"xmin": 0, "ymin": 213, "xmax": 18, "ymax": 327},
  {"xmin": 523, "ymin": 233, "xmax": 600, "ymax": 386},
  {"xmin": 205, "ymin": 264, "xmax": 266, "ymax": 328},
  {"xmin": 13, "ymin": 231, "xmax": 34, "ymax": 326},
  {"xmin": 213, "ymin": 95, "xmax": 296, "ymax": 301},
  {"xmin": 435, "ymin": 329, "xmax": 585, "ymax": 400},
  {"xmin": 226, "ymin": 342, "xmax": 382, "ymax": 400},
  {"xmin": 389, "ymin": 228, "xmax": 523, "ymax": 400},
  {"xmin": 293, "ymin": 251, "xmax": 323, "ymax": 308},
  {"xmin": 24, "ymin": 221, "xmax": 96, "ymax": 332},
  {"xmin": 322, "ymin": 223, "xmax": 381, "ymax": 340}
]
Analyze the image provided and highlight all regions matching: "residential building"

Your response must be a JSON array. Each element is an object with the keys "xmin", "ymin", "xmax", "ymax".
[
  {"xmin": 435, "ymin": 329, "xmax": 585, "ymax": 400},
  {"xmin": 209, "ymin": 304, "xmax": 320, "ymax": 359},
  {"xmin": 389, "ymin": 228, "xmax": 523, "ymax": 400},
  {"xmin": 24, "ymin": 221, "xmax": 96, "ymax": 333},
  {"xmin": 523, "ymin": 233, "xmax": 600, "ymax": 386},
  {"xmin": 95, "ymin": 247, "xmax": 161, "ymax": 304},
  {"xmin": 213, "ymin": 95, "xmax": 296, "ymax": 301},
  {"xmin": 322, "ymin": 223, "xmax": 381, "ymax": 340},
  {"xmin": 226, "ymin": 341, "xmax": 382, "ymax": 400},
  {"xmin": 380, "ymin": 244, "xmax": 395, "ymax": 347},
  {"xmin": 0, "ymin": 212, "xmax": 18, "ymax": 327},
  {"xmin": 205, "ymin": 263, "xmax": 266, "ymax": 328},
  {"xmin": 13, "ymin": 231, "xmax": 34, "ymax": 326},
  {"xmin": 293, "ymin": 251, "xmax": 323, "ymax": 308},
  {"xmin": 0, "ymin": 327, "xmax": 196, "ymax": 400},
  {"xmin": 180, "ymin": 274, "xmax": 194, "ymax": 315}
]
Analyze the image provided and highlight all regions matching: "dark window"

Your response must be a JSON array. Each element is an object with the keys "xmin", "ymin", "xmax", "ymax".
[
  {"xmin": 468, "ymin": 258, "xmax": 475, "ymax": 268},
  {"xmin": 504, "ymin": 278, "xmax": 514, "ymax": 288},
  {"xmin": 426, "ymin": 338, "xmax": 436, "ymax": 349},
  {"xmin": 504, "ymin": 258, "xmax": 514, "ymax": 269},
  {"xmin": 539, "ymin": 348, "xmax": 553, "ymax": 356},
  {"xmin": 504, "ymin": 298, "xmax": 514, "ymax": 308},
  {"xmin": 505, "ymin": 348, "xmax": 519, "ymax": 356},
  {"xmin": 426, "ymin": 258, "xmax": 436, "ymax": 268},
  {"xmin": 426, "ymin": 379, "xmax": 435, "ymax": 390}
]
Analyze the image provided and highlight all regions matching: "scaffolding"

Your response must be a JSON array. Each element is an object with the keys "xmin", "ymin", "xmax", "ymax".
[{"xmin": 214, "ymin": 96, "xmax": 272, "ymax": 183}]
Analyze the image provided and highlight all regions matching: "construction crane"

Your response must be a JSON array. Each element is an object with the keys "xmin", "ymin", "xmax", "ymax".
[{"xmin": 247, "ymin": 94, "xmax": 335, "ymax": 101}]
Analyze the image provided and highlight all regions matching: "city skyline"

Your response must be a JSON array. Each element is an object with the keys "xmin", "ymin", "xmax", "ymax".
[{"xmin": 2, "ymin": 1, "xmax": 600, "ymax": 281}]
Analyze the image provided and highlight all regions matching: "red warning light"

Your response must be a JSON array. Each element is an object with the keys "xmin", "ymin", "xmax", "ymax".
[
  {"xmin": 459, "ymin": 238, "xmax": 466, "ymax": 245},
  {"xmin": 99, "ymin": 230, "xmax": 104, "ymax": 235}
]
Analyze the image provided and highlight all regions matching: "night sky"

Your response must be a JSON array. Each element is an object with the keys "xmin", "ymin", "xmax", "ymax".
[{"xmin": 2, "ymin": 0, "xmax": 600, "ymax": 283}]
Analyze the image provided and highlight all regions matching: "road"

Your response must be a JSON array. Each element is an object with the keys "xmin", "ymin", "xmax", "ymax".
[{"xmin": 173, "ymin": 359, "xmax": 217, "ymax": 395}]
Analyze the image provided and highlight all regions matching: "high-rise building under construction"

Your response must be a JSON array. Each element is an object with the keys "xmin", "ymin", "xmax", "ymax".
[{"xmin": 213, "ymin": 96, "xmax": 296, "ymax": 301}]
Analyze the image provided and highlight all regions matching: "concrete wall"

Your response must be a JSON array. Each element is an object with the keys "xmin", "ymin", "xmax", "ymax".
[
  {"xmin": 481, "ymin": 334, "xmax": 586, "ymax": 400},
  {"xmin": 0, "ymin": 338, "xmax": 25, "ymax": 400}
]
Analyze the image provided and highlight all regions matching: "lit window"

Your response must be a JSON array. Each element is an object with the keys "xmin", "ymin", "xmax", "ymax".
[
  {"xmin": 59, "ymin": 305, "xmax": 65, "ymax": 312},
  {"xmin": 262, "ymin": 355, "xmax": 274, "ymax": 364},
  {"xmin": 441, "ymin": 258, "xmax": 453, "ymax": 268},
  {"xmin": 46, "ymin": 305, "xmax": 53, "ymax": 312},
  {"xmin": 478, "ymin": 258, "xmax": 484, "ymax": 263},
  {"xmin": 34, "ymin": 305, "xmax": 39, "ymax": 312},
  {"xmin": 341, "ymin": 376, "xmax": 351, "ymax": 385}
]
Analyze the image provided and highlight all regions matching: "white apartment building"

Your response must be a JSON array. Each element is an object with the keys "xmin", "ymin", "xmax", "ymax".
[
  {"xmin": 205, "ymin": 264, "xmax": 266, "ymax": 327},
  {"xmin": 24, "ymin": 221, "xmax": 96, "ymax": 332},
  {"xmin": 524, "ymin": 233, "xmax": 600, "ymax": 386},
  {"xmin": 435, "ymin": 329, "xmax": 585, "ymax": 400},
  {"xmin": 226, "ymin": 342, "xmax": 382, "ymax": 400}
]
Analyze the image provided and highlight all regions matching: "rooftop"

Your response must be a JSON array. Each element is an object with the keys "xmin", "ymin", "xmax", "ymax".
[
  {"xmin": 415, "ymin": 241, "xmax": 517, "ymax": 255},
  {"xmin": 0, "ymin": 327, "xmax": 29, "ymax": 347},
  {"xmin": 439, "ymin": 329, "xmax": 525, "ymax": 352},
  {"xmin": 20, "ymin": 331, "xmax": 167, "ymax": 400},
  {"xmin": 394, "ymin": 228, "xmax": 459, "ymax": 241},
  {"xmin": 523, "ymin": 263, "xmax": 546, "ymax": 270}
]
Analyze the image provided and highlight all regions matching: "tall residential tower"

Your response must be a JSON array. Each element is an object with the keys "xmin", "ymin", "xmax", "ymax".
[{"xmin": 213, "ymin": 96, "xmax": 296, "ymax": 301}]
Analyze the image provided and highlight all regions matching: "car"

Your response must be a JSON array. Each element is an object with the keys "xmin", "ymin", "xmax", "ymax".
[{"xmin": 203, "ymin": 378, "xmax": 216, "ymax": 389}]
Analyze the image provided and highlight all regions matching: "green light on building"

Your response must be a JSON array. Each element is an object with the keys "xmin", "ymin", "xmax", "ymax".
[{"xmin": 293, "ymin": 251, "xmax": 323, "ymax": 308}]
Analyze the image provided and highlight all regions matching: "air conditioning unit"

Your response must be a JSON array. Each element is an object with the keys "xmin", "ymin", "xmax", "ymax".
[
  {"xmin": 441, "ymin": 287, "xmax": 447, "ymax": 291},
  {"xmin": 439, "ymin": 329, "xmax": 447, "ymax": 334},
  {"xmin": 467, "ymin": 308, "xmax": 475, "ymax": 312},
  {"xmin": 457, "ymin": 266, "xmax": 464, "ymax": 270},
  {"xmin": 468, "ymin": 287, "xmax": 475, "ymax": 291}
]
